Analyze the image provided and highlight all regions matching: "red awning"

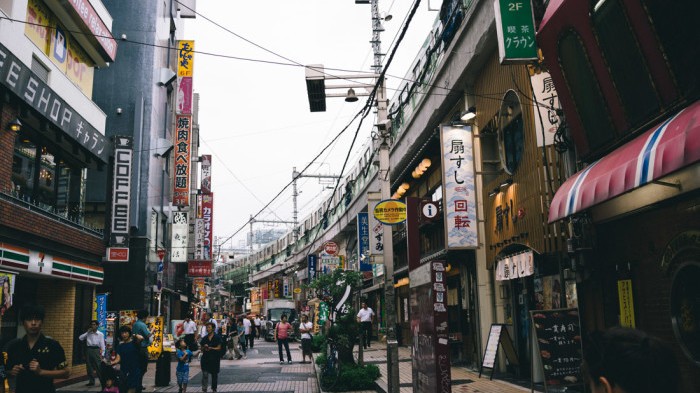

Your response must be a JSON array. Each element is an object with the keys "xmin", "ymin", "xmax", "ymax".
[{"xmin": 548, "ymin": 100, "xmax": 700, "ymax": 223}]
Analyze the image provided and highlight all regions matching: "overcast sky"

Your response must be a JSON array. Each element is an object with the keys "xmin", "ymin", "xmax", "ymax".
[{"xmin": 184, "ymin": 1, "xmax": 441, "ymax": 253}]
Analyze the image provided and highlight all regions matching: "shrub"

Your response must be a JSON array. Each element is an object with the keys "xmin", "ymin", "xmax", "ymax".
[
  {"xmin": 311, "ymin": 333, "xmax": 326, "ymax": 353},
  {"xmin": 316, "ymin": 356, "xmax": 381, "ymax": 392}
]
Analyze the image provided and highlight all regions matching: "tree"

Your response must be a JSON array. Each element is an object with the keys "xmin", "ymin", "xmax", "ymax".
[{"xmin": 307, "ymin": 268, "xmax": 362, "ymax": 364}]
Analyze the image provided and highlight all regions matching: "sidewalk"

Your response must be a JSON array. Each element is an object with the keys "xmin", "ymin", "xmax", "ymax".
[{"xmin": 350, "ymin": 342, "xmax": 534, "ymax": 393}]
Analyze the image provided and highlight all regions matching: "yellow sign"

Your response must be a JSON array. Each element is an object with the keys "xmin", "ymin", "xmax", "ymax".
[
  {"xmin": 177, "ymin": 40, "xmax": 195, "ymax": 77},
  {"xmin": 147, "ymin": 316, "xmax": 164, "ymax": 360},
  {"xmin": 25, "ymin": 0, "xmax": 51, "ymax": 54},
  {"xmin": 617, "ymin": 279, "xmax": 636, "ymax": 328},
  {"xmin": 293, "ymin": 287, "xmax": 302, "ymax": 294},
  {"xmin": 373, "ymin": 199, "xmax": 407, "ymax": 225}
]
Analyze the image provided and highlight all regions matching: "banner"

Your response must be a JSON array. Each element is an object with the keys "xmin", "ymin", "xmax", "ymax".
[
  {"xmin": 94, "ymin": 293, "xmax": 108, "ymax": 337},
  {"xmin": 173, "ymin": 115, "xmax": 192, "ymax": 206},
  {"xmin": 201, "ymin": 194, "xmax": 213, "ymax": 260},
  {"xmin": 146, "ymin": 316, "xmax": 164, "ymax": 360},
  {"xmin": 494, "ymin": 0, "xmax": 537, "ymax": 64},
  {"xmin": 177, "ymin": 76, "xmax": 193, "ymax": 114},
  {"xmin": 307, "ymin": 254, "xmax": 317, "ymax": 282},
  {"xmin": 193, "ymin": 278, "xmax": 206, "ymax": 305},
  {"xmin": 367, "ymin": 195, "xmax": 384, "ymax": 263},
  {"xmin": 200, "ymin": 155, "xmax": 212, "ymax": 194},
  {"xmin": 357, "ymin": 212, "xmax": 372, "ymax": 272},
  {"xmin": 440, "ymin": 125, "xmax": 478, "ymax": 249},
  {"xmin": 171, "ymin": 211, "xmax": 188, "ymax": 262},
  {"xmin": 0, "ymin": 273, "xmax": 15, "ymax": 316}
]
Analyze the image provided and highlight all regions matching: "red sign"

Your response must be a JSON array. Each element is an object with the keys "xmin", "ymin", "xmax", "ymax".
[
  {"xmin": 106, "ymin": 247, "xmax": 129, "ymax": 262},
  {"xmin": 323, "ymin": 241, "xmax": 338, "ymax": 256},
  {"xmin": 156, "ymin": 248, "xmax": 166, "ymax": 261},
  {"xmin": 187, "ymin": 260, "xmax": 212, "ymax": 277},
  {"xmin": 66, "ymin": 0, "xmax": 117, "ymax": 61},
  {"xmin": 173, "ymin": 115, "xmax": 192, "ymax": 206}
]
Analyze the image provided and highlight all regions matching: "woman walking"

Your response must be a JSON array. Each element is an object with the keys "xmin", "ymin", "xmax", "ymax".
[
  {"xmin": 274, "ymin": 314, "xmax": 293, "ymax": 364},
  {"xmin": 199, "ymin": 322, "xmax": 222, "ymax": 393},
  {"xmin": 109, "ymin": 326, "xmax": 143, "ymax": 393}
]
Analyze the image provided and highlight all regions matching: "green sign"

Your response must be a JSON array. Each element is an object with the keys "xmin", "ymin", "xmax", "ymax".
[
  {"xmin": 318, "ymin": 302, "xmax": 329, "ymax": 325},
  {"xmin": 494, "ymin": 0, "xmax": 538, "ymax": 64}
]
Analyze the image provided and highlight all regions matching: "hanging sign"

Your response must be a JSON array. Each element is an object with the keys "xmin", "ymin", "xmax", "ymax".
[
  {"xmin": 200, "ymin": 155, "xmax": 212, "ymax": 194},
  {"xmin": 307, "ymin": 254, "xmax": 317, "ymax": 282},
  {"xmin": 177, "ymin": 40, "xmax": 194, "ymax": 77},
  {"xmin": 173, "ymin": 115, "xmax": 192, "ymax": 206},
  {"xmin": 373, "ymin": 199, "xmax": 407, "ymax": 225},
  {"xmin": 357, "ymin": 212, "xmax": 372, "ymax": 272},
  {"xmin": 368, "ymin": 195, "xmax": 384, "ymax": 264},
  {"xmin": 170, "ymin": 211, "xmax": 188, "ymax": 263},
  {"xmin": 494, "ymin": 0, "xmax": 538, "ymax": 64},
  {"xmin": 187, "ymin": 260, "xmax": 212, "ymax": 277},
  {"xmin": 440, "ymin": 125, "xmax": 478, "ymax": 249},
  {"xmin": 531, "ymin": 72, "xmax": 561, "ymax": 146},
  {"xmin": 617, "ymin": 279, "xmax": 636, "ymax": 328},
  {"xmin": 109, "ymin": 136, "xmax": 132, "ymax": 251}
]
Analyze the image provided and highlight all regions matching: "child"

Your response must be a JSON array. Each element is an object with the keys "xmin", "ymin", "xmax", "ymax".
[
  {"xmin": 176, "ymin": 339, "xmax": 193, "ymax": 393},
  {"xmin": 101, "ymin": 378, "xmax": 119, "ymax": 393}
]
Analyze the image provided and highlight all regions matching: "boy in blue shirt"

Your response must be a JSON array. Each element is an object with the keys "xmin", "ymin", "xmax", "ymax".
[{"xmin": 175, "ymin": 339, "xmax": 192, "ymax": 393}]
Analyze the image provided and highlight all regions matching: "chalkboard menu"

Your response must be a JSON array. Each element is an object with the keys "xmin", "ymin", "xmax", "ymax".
[{"xmin": 531, "ymin": 308, "xmax": 583, "ymax": 390}]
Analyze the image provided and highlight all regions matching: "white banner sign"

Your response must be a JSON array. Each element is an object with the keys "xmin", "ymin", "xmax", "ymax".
[
  {"xmin": 531, "ymin": 72, "xmax": 561, "ymax": 147},
  {"xmin": 170, "ymin": 211, "xmax": 189, "ymax": 262},
  {"xmin": 495, "ymin": 251, "xmax": 535, "ymax": 281},
  {"xmin": 440, "ymin": 125, "xmax": 478, "ymax": 249},
  {"xmin": 367, "ymin": 197, "xmax": 384, "ymax": 263}
]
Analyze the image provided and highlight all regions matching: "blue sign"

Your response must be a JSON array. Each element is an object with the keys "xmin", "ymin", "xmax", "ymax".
[
  {"xmin": 157, "ymin": 262, "xmax": 164, "ymax": 272},
  {"xmin": 96, "ymin": 293, "xmax": 108, "ymax": 336},
  {"xmin": 308, "ymin": 254, "xmax": 317, "ymax": 282},
  {"xmin": 357, "ymin": 212, "xmax": 372, "ymax": 272}
]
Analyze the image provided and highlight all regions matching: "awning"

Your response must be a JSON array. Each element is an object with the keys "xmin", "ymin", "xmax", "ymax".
[{"xmin": 548, "ymin": 100, "xmax": 700, "ymax": 223}]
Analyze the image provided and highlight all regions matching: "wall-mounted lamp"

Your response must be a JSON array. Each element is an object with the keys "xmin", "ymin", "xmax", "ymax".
[
  {"xmin": 500, "ymin": 178, "xmax": 513, "ymax": 189},
  {"xmin": 460, "ymin": 106, "xmax": 477, "ymax": 122},
  {"xmin": 345, "ymin": 88, "xmax": 358, "ymax": 103},
  {"xmin": 8, "ymin": 118, "xmax": 22, "ymax": 132},
  {"xmin": 392, "ymin": 182, "xmax": 411, "ymax": 199},
  {"xmin": 488, "ymin": 187, "xmax": 499, "ymax": 197}
]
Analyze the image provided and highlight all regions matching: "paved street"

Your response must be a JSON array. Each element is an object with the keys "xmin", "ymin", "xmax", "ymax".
[
  {"xmin": 58, "ymin": 338, "xmax": 318, "ymax": 393},
  {"xmin": 57, "ymin": 337, "xmax": 537, "ymax": 393}
]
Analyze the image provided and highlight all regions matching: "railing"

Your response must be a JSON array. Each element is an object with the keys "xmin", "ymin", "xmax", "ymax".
[{"xmin": 0, "ymin": 188, "xmax": 104, "ymax": 237}]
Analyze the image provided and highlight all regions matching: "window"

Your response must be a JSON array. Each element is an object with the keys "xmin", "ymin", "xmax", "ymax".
[
  {"xmin": 592, "ymin": 0, "xmax": 659, "ymax": 129},
  {"xmin": 498, "ymin": 91, "xmax": 524, "ymax": 175},
  {"xmin": 31, "ymin": 56, "xmax": 49, "ymax": 84},
  {"xmin": 12, "ymin": 131, "xmax": 86, "ymax": 221},
  {"xmin": 558, "ymin": 30, "xmax": 615, "ymax": 152}
]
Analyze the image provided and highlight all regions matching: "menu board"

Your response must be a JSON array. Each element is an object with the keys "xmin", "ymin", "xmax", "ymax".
[
  {"xmin": 479, "ymin": 324, "xmax": 518, "ymax": 379},
  {"xmin": 531, "ymin": 308, "xmax": 583, "ymax": 390}
]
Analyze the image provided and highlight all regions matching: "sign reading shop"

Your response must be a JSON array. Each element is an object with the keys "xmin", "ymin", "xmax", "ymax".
[{"xmin": 0, "ymin": 43, "xmax": 108, "ymax": 162}]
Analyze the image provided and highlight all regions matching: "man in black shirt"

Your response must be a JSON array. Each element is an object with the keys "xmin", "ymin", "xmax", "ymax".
[{"xmin": 5, "ymin": 305, "xmax": 70, "ymax": 393}]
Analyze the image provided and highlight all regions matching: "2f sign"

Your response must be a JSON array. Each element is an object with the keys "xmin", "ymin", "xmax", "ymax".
[
  {"xmin": 111, "ymin": 136, "xmax": 132, "ymax": 247},
  {"xmin": 508, "ymin": 1, "xmax": 523, "ymax": 10}
]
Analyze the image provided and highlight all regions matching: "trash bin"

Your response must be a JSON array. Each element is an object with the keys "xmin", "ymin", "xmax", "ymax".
[{"xmin": 155, "ymin": 352, "xmax": 171, "ymax": 387}]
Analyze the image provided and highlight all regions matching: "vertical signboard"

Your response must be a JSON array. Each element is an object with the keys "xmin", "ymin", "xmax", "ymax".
[
  {"xmin": 409, "ymin": 261, "xmax": 451, "ymax": 393},
  {"xmin": 531, "ymin": 72, "xmax": 561, "ymax": 147},
  {"xmin": 440, "ymin": 125, "xmax": 478, "ymax": 249},
  {"xmin": 357, "ymin": 212, "xmax": 372, "ymax": 272},
  {"xmin": 494, "ymin": 0, "xmax": 538, "ymax": 64},
  {"xmin": 617, "ymin": 279, "xmax": 636, "ymax": 328},
  {"xmin": 201, "ymin": 194, "xmax": 213, "ymax": 260},
  {"xmin": 177, "ymin": 75, "xmax": 193, "ymax": 114},
  {"xmin": 94, "ymin": 293, "xmax": 108, "ymax": 339},
  {"xmin": 308, "ymin": 254, "xmax": 317, "ymax": 282},
  {"xmin": 170, "ymin": 211, "xmax": 188, "ymax": 262},
  {"xmin": 367, "ymin": 195, "xmax": 384, "ymax": 264},
  {"xmin": 146, "ymin": 316, "xmax": 164, "ymax": 360},
  {"xmin": 200, "ymin": 155, "xmax": 212, "ymax": 194},
  {"xmin": 107, "ymin": 136, "xmax": 132, "ymax": 262},
  {"xmin": 177, "ymin": 40, "xmax": 194, "ymax": 77},
  {"xmin": 173, "ymin": 115, "xmax": 192, "ymax": 206}
]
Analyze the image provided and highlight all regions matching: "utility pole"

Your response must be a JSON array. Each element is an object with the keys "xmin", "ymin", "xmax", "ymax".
[
  {"xmin": 375, "ymin": 78, "xmax": 399, "ymax": 393},
  {"xmin": 292, "ymin": 167, "xmax": 340, "ymax": 243}
]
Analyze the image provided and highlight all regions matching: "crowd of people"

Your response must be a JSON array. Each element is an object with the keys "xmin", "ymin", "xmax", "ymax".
[{"xmin": 0, "ymin": 303, "xmax": 687, "ymax": 393}]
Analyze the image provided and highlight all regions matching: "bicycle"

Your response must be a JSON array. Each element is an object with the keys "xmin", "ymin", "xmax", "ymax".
[{"xmin": 323, "ymin": 336, "xmax": 341, "ymax": 389}]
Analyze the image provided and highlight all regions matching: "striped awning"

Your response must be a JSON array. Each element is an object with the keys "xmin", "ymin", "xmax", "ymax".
[{"xmin": 548, "ymin": 100, "xmax": 700, "ymax": 223}]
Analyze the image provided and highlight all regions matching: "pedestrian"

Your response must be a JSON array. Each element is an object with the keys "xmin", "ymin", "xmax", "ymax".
[
  {"xmin": 199, "ymin": 322, "xmax": 222, "ymax": 393},
  {"xmin": 228, "ymin": 323, "xmax": 243, "ymax": 360},
  {"xmin": 182, "ymin": 315, "xmax": 198, "ymax": 351},
  {"xmin": 176, "ymin": 339, "xmax": 192, "ymax": 393},
  {"xmin": 131, "ymin": 309, "xmax": 151, "ymax": 391},
  {"xmin": 101, "ymin": 377, "xmax": 119, "ymax": 393},
  {"xmin": 4, "ymin": 304, "xmax": 70, "ymax": 393},
  {"xmin": 110, "ymin": 325, "xmax": 143, "ymax": 393},
  {"xmin": 237, "ymin": 318, "xmax": 247, "ymax": 359},
  {"xmin": 298, "ymin": 314, "xmax": 313, "ymax": 364},
  {"xmin": 274, "ymin": 314, "xmax": 293, "ymax": 364},
  {"xmin": 583, "ymin": 327, "xmax": 680, "ymax": 393},
  {"xmin": 253, "ymin": 315, "xmax": 262, "ymax": 339},
  {"xmin": 243, "ymin": 315, "xmax": 253, "ymax": 349},
  {"xmin": 356, "ymin": 302, "xmax": 374, "ymax": 349},
  {"xmin": 79, "ymin": 320, "xmax": 106, "ymax": 387}
]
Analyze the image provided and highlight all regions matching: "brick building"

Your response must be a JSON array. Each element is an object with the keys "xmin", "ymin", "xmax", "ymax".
[{"xmin": 0, "ymin": 0, "xmax": 116, "ymax": 381}]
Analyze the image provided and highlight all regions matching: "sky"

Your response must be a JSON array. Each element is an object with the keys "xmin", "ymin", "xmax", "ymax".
[{"xmin": 183, "ymin": 1, "xmax": 442, "ymax": 254}]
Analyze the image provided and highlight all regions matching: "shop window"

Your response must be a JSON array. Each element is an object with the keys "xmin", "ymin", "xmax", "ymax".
[
  {"xmin": 671, "ymin": 262, "xmax": 700, "ymax": 365},
  {"xmin": 558, "ymin": 30, "xmax": 615, "ymax": 152},
  {"xmin": 12, "ymin": 132, "xmax": 86, "ymax": 221},
  {"xmin": 642, "ymin": 0, "xmax": 700, "ymax": 101},
  {"xmin": 498, "ymin": 91, "xmax": 524, "ymax": 175},
  {"xmin": 592, "ymin": 0, "xmax": 659, "ymax": 129}
]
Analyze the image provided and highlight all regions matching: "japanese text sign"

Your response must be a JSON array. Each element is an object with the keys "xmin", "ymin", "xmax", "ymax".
[
  {"xmin": 494, "ymin": 0, "xmax": 538, "ymax": 64},
  {"xmin": 110, "ymin": 136, "xmax": 132, "ymax": 249},
  {"xmin": 177, "ymin": 40, "xmax": 194, "ymax": 77},
  {"xmin": 617, "ymin": 279, "xmax": 636, "ymax": 328},
  {"xmin": 368, "ymin": 196, "xmax": 384, "ymax": 264},
  {"xmin": 146, "ymin": 316, "xmax": 164, "ymax": 360},
  {"xmin": 440, "ymin": 125, "xmax": 478, "ymax": 249},
  {"xmin": 170, "ymin": 211, "xmax": 188, "ymax": 263},
  {"xmin": 531, "ymin": 309, "xmax": 583, "ymax": 388},
  {"xmin": 307, "ymin": 254, "xmax": 317, "ymax": 282},
  {"xmin": 357, "ymin": 212, "xmax": 372, "ymax": 272},
  {"xmin": 187, "ymin": 260, "xmax": 212, "ymax": 277},
  {"xmin": 200, "ymin": 155, "xmax": 212, "ymax": 194},
  {"xmin": 173, "ymin": 115, "xmax": 192, "ymax": 206},
  {"xmin": 531, "ymin": 72, "xmax": 561, "ymax": 146}
]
